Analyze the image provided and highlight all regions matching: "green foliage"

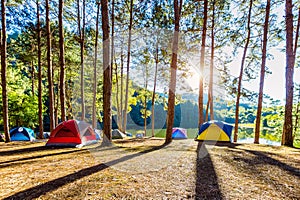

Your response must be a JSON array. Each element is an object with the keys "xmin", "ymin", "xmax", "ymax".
[{"xmin": 0, "ymin": 66, "xmax": 41, "ymax": 129}]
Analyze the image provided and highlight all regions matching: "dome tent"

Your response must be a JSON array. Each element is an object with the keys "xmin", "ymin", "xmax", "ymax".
[
  {"xmin": 10, "ymin": 127, "xmax": 35, "ymax": 141},
  {"xmin": 46, "ymin": 120, "xmax": 99, "ymax": 147},
  {"xmin": 195, "ymin": 120, "xmax": 233, "ymax": 142},
  {"xmin": 172, "ymin": 127, "xmax": 188, "ymax": 139}
]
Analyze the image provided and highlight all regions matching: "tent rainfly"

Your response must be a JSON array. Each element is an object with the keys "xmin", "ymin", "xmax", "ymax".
[
  {"xmin": 172, "ymin": 127, "xmax": 188, "ymax": 139},
  {"xmin": 46, "ymin": 120, "xmax": 99, "ymax": 147},
  {"xmin": 195, "ymin": 120, "xmax": 233, "ymax": 142},
  {"xmin": 10, "ymin": 127, "xmax": 35, "ymax": 141}
]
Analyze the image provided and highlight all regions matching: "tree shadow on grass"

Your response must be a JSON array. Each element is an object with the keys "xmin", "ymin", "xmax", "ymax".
[
  {"xmin": 0, "ymin": 146, "xmax": 55, "ymax": 156},
  {"xmin": 195, "ymin": 142, "xmax": 224, "ymax": 200},
  {"xmin": 3, "ymin": 144, "xmax": 167, "ymax": 200},
  {"xmin": 0, "ymin": 149, "xmax": 82, "ymax": 169},
  {"xmin": 245, "ymin": 149, "xmax": 300, "ymax": 178}
]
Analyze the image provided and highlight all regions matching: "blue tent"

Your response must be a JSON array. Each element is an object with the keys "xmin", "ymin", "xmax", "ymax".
[
  {"xmin": 10, "ymin": 127, "xmax": 35, "ymax": 141},
  {"xmin": 172, "ymin": 128, "xmax": 188, "ymax": 139}
]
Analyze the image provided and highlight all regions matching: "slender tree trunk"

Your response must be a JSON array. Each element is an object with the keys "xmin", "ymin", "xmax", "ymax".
[
  {"xmin": 101, "ymin": 0, "xmax": 112, "ymax": 144},
  {"xmin": 233, "ymin": 0, "xmax": 253, "ymax": 142},
  {"xmin": 78, "ymin": 0, "xmax": 86, "ymax": 121},
  {"xmin": 46, "ymin": 0, "xmax": 55, "ymax": 131},
  {"xmin": 31, "ymin": 61, "xmax": 35, "ymax": 96},
  {"xmin": 205, "ymin": 96, "xmax": 210, "ymax": 121},
  {"xmin": 59, "ymin": 0, "xmax": 66, "ymax": 121},
  {"xmin": 209, "ymin": 0, "xmax": 215, "ymax": 121},
  {"xmin": 110, "ymin": 0, "xmax": 114, "ymax": 82},
  {"xmin": 92, "ymin": 1, "xmax": 100, "ymax": 128},
  {"xmin": 198, "ymin": 0, "xmax": 208, "ymax": 127},
  {"xmin": 254, "ymin": 0, "xmax": 270, "ymax": 144},
  {"xmin": 282, "ymin": 0, "xmax": 295, "ymax": 147},
  {"xmin": 1, "ymin": 0, "xmax": 10, "ymax": 142},
  {"xmin": 120, "ymin": 51, "xmax": 124, "ymax": 131},
  {"xmin": 151, "ymin": 35, "xmax": 159, "ymax": 137},
  {"xmin": 123, "ymin": 0, "xmax": 133, "ymax": 133},
  {"xmin": 165, "ymin": 0, "xmax": 182, "ymax": 144},
  {"xmin": 144, "ymin": 95, "xmax": 147, "ymax": 136},
  {"xmin": 294, "ymin": 89, "xmax": 300, "ymax": 135},
  {"xmin": 291, "ymin": 7, "xmax": 300, "ymax": 140},
  {"xmin": 37, "ymin": 0, "xmax": 43, "ymax": 138}
]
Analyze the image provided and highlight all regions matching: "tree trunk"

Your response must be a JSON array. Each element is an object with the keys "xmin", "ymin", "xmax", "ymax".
[
  {"xmin": 120, "ymin": 51, "xmax": 124, "ymax": 131},
  {"xmin": 46, "ymin": 0, "xmax": 55, "ymax": 131},
  {"xmin": 92, "ymin": 1, "xmax": 100, "ymax": 128},
  {"xmin": 144, "ymin": 95, "xmax": 147, "ymax": 137},
  {"xmin": 78, "ymin": 0, "xmax": 86, "ymax": 121},
  {"xmin": 209, "ymin": 0, "xmax": 215, "ymax": 121},
  {"xmin": 123, "ymin": 0, "xmax": 133, "ymax": 133},
  {"xmin": 1, "ymin": 0, "xmax": 10, "ymax": 142},
  {"xmin": 254, "ymin": 0, "xmax": 270, "ymax": 144},
  {"xmin": 282, "ymin": 0, "xmax": 295, "ymax": 147},
  {"xmin": 205, "ymin": 96, "xmax": 210, "ymax": 121},
  {"xmin": 233, "ymin": 0, "xmax": 253, "ymax": 142},
  {"xmin": 37, "ymin": 0, "xmax": 43, "ymax": 139},
  {"xmin": 110, "ymin": 0, "xmax": 114, "ymax": 82},
  {"xmin": 101, "ymin": 0, "xmax": 112, "ymax": 144},
  {"xmin": 31, "ymin": 61, "xmax": 35, "ymax": 96},
  {"xmin": 294, "ymin": 89, "xmax": 300, "ymax": 136},
  {"xmin": 291, "ymin": 7, "xmax": 300, "ymax": 141},
  {"xmin": 165, "ymin": 0, "xmax": 182, "ymax": 145},
  {"xmin": 151, "ymin": 35, "xmax": 159, "ymax": 137},
  {"xmin": 198, "ymin": 0, "xmax": 208, "ymax": 127},
  {"xmin": 59, "ymin": 0, "xmax": 66, "ymax": 121}
]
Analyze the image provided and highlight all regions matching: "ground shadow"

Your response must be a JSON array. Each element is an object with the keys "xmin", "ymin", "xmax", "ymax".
[
  {"xmin": 195, "ymin": 142, "xmax": 223, "ymax": 200},
  {"xmin": 0, "ymin": 149, "xmax": 82, "ymax": 168},
  {"xmin": 245, "ymin": 149, "xmax": 300, "ymax": 178},
  {"xmin": 3, "ymin": 143, "xmax": 167, "ymax": 200},
  {"xmin": 0, "ymin": 146, "xmax": 60, "ymax": 156}
]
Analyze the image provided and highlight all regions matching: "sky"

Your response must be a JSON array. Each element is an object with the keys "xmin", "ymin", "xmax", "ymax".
[{"xmin": 184, "ymin": 46, "xmax": 300, "ymax": 105}]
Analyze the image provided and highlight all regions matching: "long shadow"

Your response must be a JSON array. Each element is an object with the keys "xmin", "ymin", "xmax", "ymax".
[
  {"xmin": 195, "ymin": 142, "xmax": 223, "ymax": 200},
  {"xmin": 0, "ymin": 149, "xmax": 83, "ymax": 169},
  {"xmin": 3, "ymin": 144, "xmax": 167, "ymax": 200},
  {"xmin": 0, "ymin": 146, "xmax": 53, "ymax": 156},
  {"xmin": 245, "ymin": 149, "xmax": 300, "ymax": 178}
]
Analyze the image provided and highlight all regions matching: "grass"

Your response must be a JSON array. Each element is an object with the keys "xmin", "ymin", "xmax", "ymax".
[
  {"xmin": 0, "ymin": 139, "xmax": 299, "ymax": 199},
  {"xmin": 127, "ymin": 128, "xmax": 198, "ymax": 139}
]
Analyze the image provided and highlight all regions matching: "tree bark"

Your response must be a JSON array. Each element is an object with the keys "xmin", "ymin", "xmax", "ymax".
[
  {"xmin": 151, "ymin": 34, "xmax": 159, "ymax": 137},
  {"xmin": 282, "ymin": 0, "xmax": 295, "ymax": 147},
  {"xmin": 31, "ymin": 61, "xmax": 35, "ymax": 96},
  {"xmin": 59, "ymin": 0, "xmax": 66, "ymax": 121},
  {"xmin": 101, "ymin": 0, "xmax": 112, "ymax": 144},
  {"xmin": 198, "ymin": 0, "xmax": 208, "ymax": 127},
  {"xmin": 92, "ymin": 1, "xmax": 100, "ymax": 128},
  {"xmin": 254, "ymin": 0, "xmax": 270, "ymax": 144},
  {"xmin": 46, "ymin": 0, "xmax": 55, "ymax": 131},
  {"xmin": 209, "ymin": 0, "xmax": 215, "ymax": 121},
  {"xmin": 165, "ymin": 0, "xmax": 182, "ymax": 145},
  {"xmin": 78, "ymin": 0, "xmax": 86, "ymax": 121},
  {"xmin": 37, "ymin": 0, "xmax": 43, "ymax": 138},
  {"xmin": 123, "ymin": 0, "xmax": 133, "ymax": 133},
  {"xmin": 1, "ymin": 0, "xmax": 10, "ymax": 142},
  {"xmin": 233, "ymin": 0, "xmax": 253, "ymax": 142}
]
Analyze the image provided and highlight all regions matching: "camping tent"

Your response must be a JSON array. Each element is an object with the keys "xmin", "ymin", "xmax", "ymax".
[
  {"xmin": 10, "ymin": 127, "xmax": 35, "ymax": 141},
  {"xmin": 195, "ymin": 120, "xmax": 233, "ymax": 142},
  {"xmin": 46, "ymin": 120, "xmax": 99, "ymax": 147},
  {"xmin": 112, "ymin": 129, "xmax": 127, "ymax": 139},
  {"xmin": 172, "ymin": 128, "xmax": 188, "ymax": 139}
]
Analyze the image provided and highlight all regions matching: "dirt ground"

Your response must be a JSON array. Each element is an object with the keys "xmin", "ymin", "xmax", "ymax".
[{"xmin": 0, "ymin": 138, "xmax": 299, "ymax": 199}]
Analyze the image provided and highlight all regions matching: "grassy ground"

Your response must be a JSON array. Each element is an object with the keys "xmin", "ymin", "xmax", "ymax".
[{"xmin": 0, "ymin": 139, "xmax": 299, "ymax": 199}]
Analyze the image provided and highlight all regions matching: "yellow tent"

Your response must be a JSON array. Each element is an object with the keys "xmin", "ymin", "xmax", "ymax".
[{"xmin": 195, "ymin": 121, "xmax": 233, "ymax": 142}]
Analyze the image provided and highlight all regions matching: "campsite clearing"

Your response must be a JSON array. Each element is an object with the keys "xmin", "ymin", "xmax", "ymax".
[{"xmin": 0, "ymin": 138, "xmax": 299, "ymax": 199}]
